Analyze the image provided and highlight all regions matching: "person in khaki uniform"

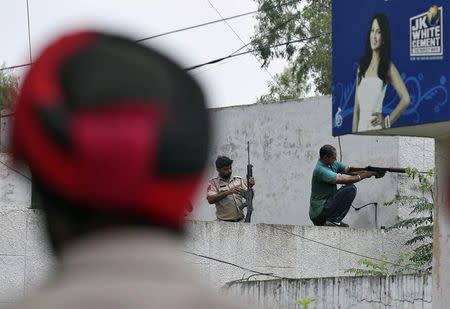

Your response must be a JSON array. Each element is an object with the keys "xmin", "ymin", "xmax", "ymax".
[
  {"xmin": 207, "ymin": 156, "xmax": 255, "ymax": 221},
  {"xmin": 7, "ymin": 30, "xmax": 252, "ymax": 309}
]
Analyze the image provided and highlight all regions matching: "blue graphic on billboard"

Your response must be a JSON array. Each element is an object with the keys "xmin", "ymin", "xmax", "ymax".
[{"xmin": 332, "ymin": 0, "xmax": 448, "ymax": 136}]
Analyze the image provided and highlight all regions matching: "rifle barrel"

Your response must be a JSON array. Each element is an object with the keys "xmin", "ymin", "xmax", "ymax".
[
  {"xmin": 387, "ymin": 167, "xmax": 406, "ymax": 173},
  {"xmin": 367, "ymin": 166, "xmax": 406, "ymax": 173}
]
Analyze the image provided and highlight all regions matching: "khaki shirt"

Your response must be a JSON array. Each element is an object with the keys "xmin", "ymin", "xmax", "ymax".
[{"xmin": 207, "ymin": 176, "xmax": 248, "ymax": 221}]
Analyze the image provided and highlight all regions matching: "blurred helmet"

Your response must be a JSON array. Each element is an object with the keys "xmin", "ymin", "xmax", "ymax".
[{"xmin": 12, "ymin": 31, "xmax": 210, "ymax": 229}]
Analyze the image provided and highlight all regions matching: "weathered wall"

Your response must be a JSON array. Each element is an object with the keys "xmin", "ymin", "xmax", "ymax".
[
  {"xmin": 0, "ymin": 110, "xmax": 11, "ymax": 152},
  {"xmin": 1, "ymin": 98, "xmax": 434, "ymax": 228},
  {"xmin": 432, "ymin": 137, "xmax": 450, "ymax": 308},
  {"xmin": 0, "ymin": 153, "xmax": 53, "ymax": 304},
  {"xmin": 0, "ymin": 97, "xmax": 436, "ymax": 304},
  {"xmin": 0, "ymin": 217, "xmax": 413, "ymax": 303},
  {"xmin": 184, "ymin": 221, "xmax": 413, "ymax": 289},
  {"xmin": 0, "ymin": 154, "xmax": 31, "ymax": 211},
  {"xmin": 397, "ymin": 137, "xmax": 435, "ymax": 221},
  {"xmin": 191, "ymin": 97, "xmax": 433, "ymax": 228},
  {"xmin": 225, "ymin": 274, "xmax": 432, "ymax": 308},
  {"xmin": 0, "ymin": 208, "xmax": 53, "ymax": 304}
]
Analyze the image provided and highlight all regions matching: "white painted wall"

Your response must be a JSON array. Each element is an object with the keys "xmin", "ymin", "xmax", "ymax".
[
  {"xmin": 225, "ymin": 274, "xmax": 432, "ymax": 308},
  {"xmin": 432, "ymin": 137, "xmax": 450, "ymax": 309},
  {"xmin": 0, "ymin": 97, "xmax": 436, "ymax": 303},
  {"xmin": 184, "ymin": 221, "xmax": 413, "ymax": 288},
  {"xmin": 0, "ymin": 217, "xmax": 414, "ymax": 303},
  {"xmin": 191, "ymin": 97, "xmax": 434, "ymax": 228},
  {"xmin": 0, "ymin": 110, "xmax": 12, "ymax": 152},
  {"xmin": 1, "ymin": 98, "xmax": 435, "ymax": 228},
  {"xmin": 0, "ymin": 208, "xmax": 53, "ymax": 304}
]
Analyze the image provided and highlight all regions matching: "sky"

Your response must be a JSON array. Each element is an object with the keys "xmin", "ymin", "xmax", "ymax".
[{"xmin": 0, "ymin": 0, "xmax": 287, "ymax": 108}]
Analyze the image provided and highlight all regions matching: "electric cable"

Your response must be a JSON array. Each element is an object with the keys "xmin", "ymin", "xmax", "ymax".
[
  {"xmin": 185, "ymin": 34, "xmax": 325, "ymax": 71},
  {"xmin": 207, "ymin": 0, "xmax": 275, "ymax": 82},
  {"xmin": 1, "ymin": 0, "xmax": 303, "ymax": 72},
  {"xmin": 0, "ymin": 159, "xmax": 31, "ymax": 181},
  {"xmin": 272, "ymin": 226, "xmax": 422, "ymax": 273}
]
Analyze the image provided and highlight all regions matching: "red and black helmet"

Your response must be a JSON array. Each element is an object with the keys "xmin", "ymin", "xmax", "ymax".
[{"xmin": 12, "ymin": 31, "xmax": 210, "ymax": 229}]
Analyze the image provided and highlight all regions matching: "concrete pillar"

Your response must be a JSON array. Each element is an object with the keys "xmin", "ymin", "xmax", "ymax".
[{"xmin": 432, "ymin": 136, "xmax": 450, "ymax": 308}]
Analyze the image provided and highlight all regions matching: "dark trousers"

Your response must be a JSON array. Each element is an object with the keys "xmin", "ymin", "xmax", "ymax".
[{"xmin": 312, "ymin": 184, "xmax": 357, "ymax": 226}]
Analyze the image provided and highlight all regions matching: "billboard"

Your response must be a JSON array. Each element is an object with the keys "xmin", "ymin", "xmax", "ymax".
[{"xmin": 332, "ymin": 0, "xmax": 448, "ymax": 136}]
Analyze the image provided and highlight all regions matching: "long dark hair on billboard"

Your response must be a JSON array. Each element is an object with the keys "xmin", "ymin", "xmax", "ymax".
[{"xmin": 358, "ymin": 13, "xmax": 391, "ymax": 86}]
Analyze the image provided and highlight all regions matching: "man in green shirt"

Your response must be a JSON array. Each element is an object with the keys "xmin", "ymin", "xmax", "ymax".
[{"xmin": 309, "ymin": 144, "xmax": 382, "ymax": 227}]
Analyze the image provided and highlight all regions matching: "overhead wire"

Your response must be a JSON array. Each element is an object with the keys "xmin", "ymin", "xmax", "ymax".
[
  {"xmin": 206, "ymin": 0, "xmax": 282, "ymax": 90},
  {"xmin": 185, "ymin": 34, "xmax": 325, "ymax": 71},
  {"xmin": 228, "ymin": 10, "xmax": 302, "ymax": 57},
  {"xmin": 1, "ymin": 0, "xmax": 303, "ymax": 72},
  {"xmin": 135, "ymin": 9, "xmax": 257, "ymax": 43},
  {"xmin": 135, "ymin": 0, "xmax": 301, "ymax": 43}
]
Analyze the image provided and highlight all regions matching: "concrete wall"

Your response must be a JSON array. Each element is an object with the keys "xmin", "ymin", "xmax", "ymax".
[
  {"xmin": 184, "ymin": 221, "xmax": 413, "ymax": 288},
  {"xmin": 397, "ymin": 137, "xmax": 435, "ymax": 222},
  {"xmin": 1, "ymin": 98, "xmax": 434, "ymax": 228},
  {"xmin": 0, "ymin": 154, "xmax": 31, "ymax": 211},
  {"xmin": 225, "ymin": 274, "xmax": 432, "ymax": 308},
  {"xmin": 0, "ymin": 110, "xmax": 11, "ymax": 152},
  {"xmin": 0, "ymin": 218, "xmax": 414, "ymax": 303},
  {"xmin": 191, "ymin": 97, "xmax": 434, "ymax": 228},
  {"xmin": 0, "ymin": 153, "xmax": 53, "ymax": 304},
  {"xmin": 0, "ymin": 209, "xmax": 54, "ymax": 305},
  {"xmin": 0, "ymin": 97, "xmax": 436, "ymax": 303},
  {"xmin": 432, "ymin": 137, "xmax": 450, "ymax": 308}
]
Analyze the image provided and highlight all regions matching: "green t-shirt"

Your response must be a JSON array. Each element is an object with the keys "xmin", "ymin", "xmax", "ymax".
[{"xmin": 309, "ymin": 160, "xmax": 346, "ymax": 219}]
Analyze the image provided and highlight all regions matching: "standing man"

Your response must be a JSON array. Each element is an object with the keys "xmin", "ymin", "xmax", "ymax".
[
  {"xmin": 207, "ymin": 156, "xmax": 255, "ymax": 222},
  {"xmin": 8, "ymin": 30, "xmax": 251, "ymax": 309},
  {"xmin": 309, "ymin": 145, "xmax": 383, "ymax": 227}
]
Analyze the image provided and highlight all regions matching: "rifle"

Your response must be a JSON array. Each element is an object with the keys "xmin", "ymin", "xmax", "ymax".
[
  {"xmin": 244, "ymin": 141, "xmax": 254, "ymax": 223},
  {"xmin": 351, "ymin": 166, "xmax": 406, "ymax": 178},
  {"xmin": 365, "ymin": 166, "xmax": 406, "ymax": 173}
]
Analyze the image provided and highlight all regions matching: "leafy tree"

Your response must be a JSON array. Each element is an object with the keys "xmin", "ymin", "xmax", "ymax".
[
  {"xmin": 0, "ymin": 67, "xmax": 19, "ymax": 111},
  {"xmin": 252, "ymin": 0, "xmax": 331, "ymax": 102},
  {"xmin": 345, "ymin": 251, "xmax": 416, "ymax": 276},
  {"xmin": 385, "ymin": 168, "xmax": 434, "ymax": 270},
  {"xmin": 346, "ymin": 168, "xmax": 435, "ymax": 276},
  {"xmin": 256, "ymin": 66, "xmax": 307, "ymax": 103}
]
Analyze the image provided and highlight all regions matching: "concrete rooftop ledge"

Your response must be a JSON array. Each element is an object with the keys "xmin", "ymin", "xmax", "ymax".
[
  {"xmin": 184, "ymin": 220, "xmax": 413, "ymax": 288},
  {"xmin": 0, "ymin": 213, "xmax": 415, "ymax": 303}
]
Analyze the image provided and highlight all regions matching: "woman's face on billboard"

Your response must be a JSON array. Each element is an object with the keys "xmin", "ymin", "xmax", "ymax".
[{"xmin": 370, "ymin": 18, "xmax": 383, "ymax": 51}]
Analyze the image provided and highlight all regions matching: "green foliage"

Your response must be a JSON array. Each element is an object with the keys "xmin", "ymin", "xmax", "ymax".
[
  {"xmin": 296, "ymin": 297, "xmax": 316, "ymax": 309},
  {"xmin": 346, "ymin": 168, "xmax": 434, "ymax": 276},
  {"xmin": 346, "ymin": 256, "xmax": 389, "ymax": 276},
  {"xmin": 345, "ymin": 251, "xmax": 416, "ymax": 276},
  {"xmin": 257, "ymin": 66, "xmax": 307, "ymax": 103},
  {"xmin": 0, "ymin": 67, "xmax": 19, "ymax": 110},
  {"xmin": 252, "ymin": 0, "xmax": 332, "ymax": 101},
  {"xmin": 385, "ymin": 168, "xmax": 434, "ymax": 270}
]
